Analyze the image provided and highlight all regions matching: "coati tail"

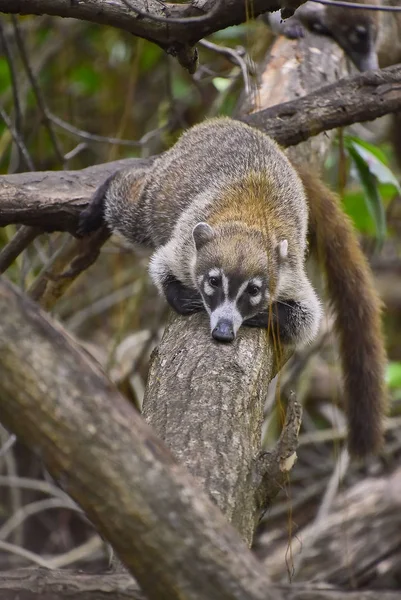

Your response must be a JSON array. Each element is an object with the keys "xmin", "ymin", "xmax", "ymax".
[{"xmin": 296, "ymin": 165, "xmax": 387, "ymax": 458}]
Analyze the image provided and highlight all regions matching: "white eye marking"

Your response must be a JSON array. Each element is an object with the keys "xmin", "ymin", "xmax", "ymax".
[
  {"xmin": 204, "ymin": 281, "xmax": 215, "ymax": 296},
  {"xmin": 250, "ymin": 293, "xmax": 262, "ymax": 307},
  {"xmin": 251, "ymin": 277, "xmax": 262, "ymax": 287},
  {"xmin": 208, "ymin": 268, "xmax": 220, "ymax": 278},
  {"xmin": 355, "ymin": 24, "xmax": 367, "ymax": 34}
]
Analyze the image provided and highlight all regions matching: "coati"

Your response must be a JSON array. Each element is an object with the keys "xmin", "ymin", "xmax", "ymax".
[
  {"xmin": 78, "ymin": 117, "xmax": 386, "ymax": 458},
  {"xmin": 268, "ymin": 0, "xmax": 401, "ymax": 71}
]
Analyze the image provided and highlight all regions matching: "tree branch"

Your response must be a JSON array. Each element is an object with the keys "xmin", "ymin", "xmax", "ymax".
[
  {"xmin": 0, "ymin": 65, "xmax": 400, "ymax": 233},
  {"xmin": 0, "ymin": 0, "xmax": 303, "ymax": 67},
  {"xmin": 1, "ymin": 567, "xmax": 401, "ymax": 599},
  {"xmin": 243, "ymin": 64, "xmax": 401, "ymax": 147},
  {"xmin": 0, "ymin": 278, "xmax": 284, "ymax": 600}
]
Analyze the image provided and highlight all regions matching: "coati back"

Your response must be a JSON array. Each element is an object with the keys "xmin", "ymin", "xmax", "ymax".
[{"xmin": 78, "ymin": 117, "xmax": 386, "ymax": 458}]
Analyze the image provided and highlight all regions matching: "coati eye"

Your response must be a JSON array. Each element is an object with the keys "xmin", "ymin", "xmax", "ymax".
[
  {"xmin": 209, "ymin": 276, "xmax": 220, "ymax": 288},
  {"xmin": 247, "ymin": 284, "xmax": 260, "ymax": 297}
]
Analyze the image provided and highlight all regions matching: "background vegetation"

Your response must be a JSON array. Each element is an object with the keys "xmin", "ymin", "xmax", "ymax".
[{"xmin": 0, "ymin": 11, "xmax": 400, "ymax": 586}]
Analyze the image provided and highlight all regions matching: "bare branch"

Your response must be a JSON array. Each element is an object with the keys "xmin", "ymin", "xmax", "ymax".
[
  {"xmin": 0, "ymin": 226, "xmax": 41, "ymax": 274},
  {"xmin": 0, "ymin": 279, "xmax": 285, "ymax": 600},
  {"xmin": 243, "ymin": 64, "xmax": 401, "ymax": 146},
  {"xmin": 0, "ymin": 0, "xmax": 303, "ymax": 64},
  {"xmin": 0, "ymin": 65, "xmax": 400, "ymax": 233}
]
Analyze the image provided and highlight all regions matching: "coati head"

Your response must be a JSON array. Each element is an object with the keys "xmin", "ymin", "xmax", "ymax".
[
  {"xmin": 192, "ymin": 222, "xmax": 288, "ymax": 342},
  {"xmin": 324, "ymin": 1, "xmax": 380, "ymax": 71}
]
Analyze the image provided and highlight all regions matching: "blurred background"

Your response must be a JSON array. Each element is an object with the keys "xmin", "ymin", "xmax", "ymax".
[{"xmin": 0, "ymin": 13, "xmax": 400, "ymax": 583}]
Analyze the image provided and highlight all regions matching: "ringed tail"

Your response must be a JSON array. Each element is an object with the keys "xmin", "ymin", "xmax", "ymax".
[{"xmin": 296, "ymin": 165, "xmax": 387, "ymax": 458}]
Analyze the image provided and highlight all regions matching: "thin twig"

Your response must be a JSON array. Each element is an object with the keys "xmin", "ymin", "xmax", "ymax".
[
  {"xmin": 11, "ymin": 16, "xmax": 65, "ymax": 167},
  {"xmin": 311, "ymin": 0, "xmax": 401, "ymax": 10},
  {"xmin": 0, "ymin": 18, "xmax": 23, "ymax": 172},
  {"xmin": 0, "ymin": 476, "xmax": 72, "ymax": 501},
  {"xmin": 49, "ymin": 113, "xmax": 143, "ymax": 147},
  {"xmin": 0, "ymin": 539, "xmax": 55, "ymax": 568},
  {"xmin": 47, "ymin": 535, "xmax": 105, "ymax": 569},
  {"xmin": 0, "ymin": 105, "xmax": 34, "ymax": 171},
  {"xmin": 199, "ymin": 39, "xmax": 252, "ymax": 96},
  {"xmin": 0, "ymin": 434, "xmax": 17, "ymax": 458},
  {"xmin": 0, "ymin": 226, "xmax": 41, "ymax": 274},
  {"xmin": 0, "ymin": 497, "xmax": 80, "ymax": 541}
]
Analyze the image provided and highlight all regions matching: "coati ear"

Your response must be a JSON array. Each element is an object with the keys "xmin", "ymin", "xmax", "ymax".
[
  {"xmin": 192, "ymin": 222, "xmax": 214, "ymax": 251},
  {"xmin": 277, "ymin": 239, "xmax": 288, "ymax": 261}
]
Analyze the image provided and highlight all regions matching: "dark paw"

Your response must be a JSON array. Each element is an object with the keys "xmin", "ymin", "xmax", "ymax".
[
  {"xmin": 281, "ymin": 20, "xmax": 305, "ymax": 39},
  {"xmin": 76, "ymin": 205, "xmax": 105, "ymax": 237}
]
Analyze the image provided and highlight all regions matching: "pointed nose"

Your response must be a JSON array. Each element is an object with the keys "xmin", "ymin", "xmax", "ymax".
[{"xmin": 212, "ymin": 319, "xmax": 235, "ymax": 343}]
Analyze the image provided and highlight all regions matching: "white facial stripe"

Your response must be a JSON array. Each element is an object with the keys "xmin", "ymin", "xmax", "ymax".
[
  {"xmin": 222, "ymin": 272, "xmax": 229, "ymax": 298},
  {"xmin": 250, "ymin": 294, "xmax": 262, "ymax": 307},
  {"xmin": 236, "ymin": 280, "xmax": 249, "ymax": 301},
  {"xmin": 210, "ymin": 300, "xmax": 243, "ymax": 335}
]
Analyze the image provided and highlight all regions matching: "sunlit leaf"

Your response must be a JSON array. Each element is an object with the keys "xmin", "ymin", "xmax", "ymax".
[
  {"xmin": 346, "ymin": 137, "xmax": 401, "ymax": 193},
  {"xmin": 346, "ymin": 141, "xmax": 387, "ymax": 245},
  {"xmin": 212, "ymin": 77, "xmax": 232, "ymax": 92}
]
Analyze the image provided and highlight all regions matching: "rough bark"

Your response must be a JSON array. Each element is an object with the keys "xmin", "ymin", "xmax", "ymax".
[
  {"xmin": 0, "ymin": 15, "xmax": 397, "ymax": 600},
  {"xmin": 244, "ymin": 64, "xmax": 401, "ymax": 150},
  {"xmin": 0, "ymin": 65, "xmax": 400, "ymax": 233},
  {"xmin": 1, "ymin": 568, "xmax": 401, "ymax": 600},
  {"xmin": 0, "ymin": 279, "xmax": 281, "ymax": 600},
  {"xmin": 0, "ymin": 0, "xmax": 303, "ymax": 70},
  {"xmin": 142, "ymin": 317, "xmax": 294, "ymax": 545}
]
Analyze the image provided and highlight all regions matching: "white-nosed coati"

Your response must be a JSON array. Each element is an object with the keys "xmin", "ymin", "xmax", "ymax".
[
  {"xmin": 268, "ymin": 0, "xmax": 401, "ymax": 71},
  {"xmin": 78, "ymin": 117, "xmax": 386, "ymax": 459}
]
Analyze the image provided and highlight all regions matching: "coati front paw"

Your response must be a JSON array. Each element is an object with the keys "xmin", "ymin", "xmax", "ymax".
[
  {"xmin": 244, "ymin": 300, "xmax": 317, "ymax": 346},
  {"xmin": 76, "ymin": 174, "xmax": 115, "ymax": 237},
  {"xmin": 280, "ymin": 18, "xmax": 305, "ymax": 39},
  {"xmin": 162, "ymin": 274, "xmax": 204, "ymax": 316}
]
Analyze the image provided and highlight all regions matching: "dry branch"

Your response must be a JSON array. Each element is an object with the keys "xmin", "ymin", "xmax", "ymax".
[
  {"xmin": 257, "ymin": 467, "xmax": 401, "ymax": 587},
  {"xmin": 0, "ymin": 279, "xmax": 283, "ymax": 600},
  {"xmin": 1, "ymin": 568, "xmax": 401, "ymax": 600},
  {"xmin": 243, "ymin": 64, "xmax": 401, "ymax": 148},
  {"xmin": 0, "ymin": 0, "xmax": 303, "ymax": 69},
  {"xmin": 0, "ymin": 65, "xmax": 400, "ymax": 233},
  {"xmin": 0, "ymin": 18, "xmax": 397, "ymax": 600}
]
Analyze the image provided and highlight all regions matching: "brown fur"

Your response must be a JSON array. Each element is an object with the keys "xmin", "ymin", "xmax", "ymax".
[
  {"xmin": 296, "ymin": 164, "xmax": 387, "ymax": 457},
  {"xmin": 79, "ymin": 117, "xmax": 387, "ymax": 458}
]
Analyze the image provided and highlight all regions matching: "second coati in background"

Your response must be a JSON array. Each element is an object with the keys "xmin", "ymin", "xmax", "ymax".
[
  {"xmin": 268, "ymin": 0, "xmax": 401, "ymax": 72},
  {"xmin": 78, "ymin": 117, "xmax": 386, "ymax": 459}
]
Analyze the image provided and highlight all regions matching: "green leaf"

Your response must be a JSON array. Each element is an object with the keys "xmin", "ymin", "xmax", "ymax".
[
  {"xmin": 386, "ymin": 362, "xmax": 401, "ymax": 389},
  {"xmin": 212, "ymin": 77, "xmax": 232, "ymax": 92},
  {"xmin": 345, "ymin": 135, "xmax": 388, "ymax": 164},
  {"xmin": 346, "ymin": 141, "xmax": 387, "ymax": 245},
  {"xmin": 346, "ymin": 137, "xmax": 401, "ymax": 193},
  {"xmin": 342, "ymin": 189, "xmax": 376, "ymax": 235}
]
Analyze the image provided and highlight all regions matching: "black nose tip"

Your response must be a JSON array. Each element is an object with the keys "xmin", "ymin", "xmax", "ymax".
[{"xmin": 212, "ymin": 320, "xmax": 235, "ymax": 343}]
